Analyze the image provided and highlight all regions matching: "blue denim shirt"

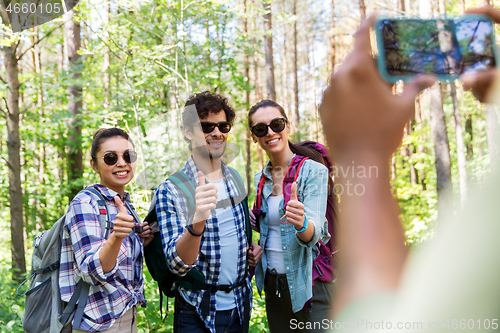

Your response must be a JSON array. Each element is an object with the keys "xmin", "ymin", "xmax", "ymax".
[{"xmin": 254, "ymin": 156, "xmax": 330, "ymax": 312}]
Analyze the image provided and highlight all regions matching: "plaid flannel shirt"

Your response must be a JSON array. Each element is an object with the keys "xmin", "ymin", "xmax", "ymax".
[
  {"xmin": 59, "ymin": 184, "xmax": 145, "ymax": 333},
  {"xmin": 156, "ymin": 157, "xmax": 252, "ymax": 333}
]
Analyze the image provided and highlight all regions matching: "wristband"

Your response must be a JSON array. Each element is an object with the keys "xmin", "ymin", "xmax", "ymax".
[
  {"xmin": 187, "ymin": 224, "xmax": 204, "ymax": 237},
  {"xmin": 293, "ymin": 215, "xmax": 308, "ymax": 233}
]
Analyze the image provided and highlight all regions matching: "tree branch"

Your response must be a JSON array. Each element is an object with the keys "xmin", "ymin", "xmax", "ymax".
[
  {"xmin": 19, "ymin": 101, "xmax": 36, "ymax": 114},
  {"xmin": 80, "ymin": 19, "xmax": 124, "ymax": 60},
  {"xmin": 17, "ymin": 22, "xmax": 65, "ymax": 60},
  {"xmin": 0, "ymin": 0, "xmax": 11, "ymax": 28},
  {"xmin": 1, "ymin": 155, "xmax": 12, "ymax": 171},
  {"xmin": 155, "ymin": 60, "xmax": 188, "ymax": 85},
  {"xmin": 2, "ymin": 97, "xmax": 9, "ymax": 114}
]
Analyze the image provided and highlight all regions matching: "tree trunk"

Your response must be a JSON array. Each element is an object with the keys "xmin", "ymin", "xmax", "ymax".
[
  {"xmin": 429, "ymin": 83, "xmax": 453, "ymax": 214},
  {"xmin": 244, "ymin": 0, "xmax": 252, "ymax": 196},
  {"xmin": 282, "ymin": 0, "xmax": 288, "ymax": 111},
  {"xmin": 292, "ymin": 0, "xmax": 300, "ymax": 141},
  {"xmin": 330, "ymin": 0, "xmax": 335, "ymax": 72},
  {"xmin": 420, "ymin": 0, "xmax": 433, "ymax": 17},
  {"xmin": 465, "ymin": 114, "xmax": 474, "ymax": 160},
  {"xmin": 391, "ymin": 155, "xmax": 397, "ymax": 181},
  {"xmin": 359, "ymin": 0, "xmax": 366, "ymax": 20},
  {"xmin": 409, "ymin": 148, "xmax": 419, "ymax": 185},
  {"xmin": 398, "ymin": 0, "xmax": 405, "ymax": 12},
  {"xmin": 33, "ymin": 27, "xmax": 46, "ymax": 225},
  {"xmin": 475, "ymin": 0, "xmax": 500, "ymax": 173},
  {"xmin": 104, "ymin": 0, "xmax": 111, "ymax": 108},
  {"xmin": 64, "ymin": 9, "xmax": 84, "ymax": 202},
  {"xmin": 451, "ymin": 83, "xmax": 468, "ymax": 206},
  {"xmin": 0, "ymin": 4, "xmax": 26, "ymax": 279},
  {"xmin": 416, "ymin": 95, "xmax": 427, "ymax": 189},
  {"xmin": 484, "ymin": 105, "xmax": 500, "ymax": 173},
  {"xmin": 252, "ymin": 0, "xmax": 264, "ymax": 169},
  {"xmin": 438, "ymin": 0, "xmax": 446, "ymax": 15},
  {"xmin": 439, "ymin": 0, "xmax": 468, "ymax": 204},
  {"xmin": 475, "ymin": 0, "xmax": 500, "ymax": 174},
  {"xmin": 252, "ymin": 0, "xmax": 262, "ymax": 103},
  {"xmin": 263, "ymin": 0, "xmax": 276, "ymax": 101},
  {"xmin": 459, "ymin": 0, "xmax": 465, "ymax": 13}
]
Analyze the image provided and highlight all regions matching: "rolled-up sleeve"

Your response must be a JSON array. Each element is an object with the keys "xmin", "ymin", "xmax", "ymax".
[
  {"xmin": 156, "ymin": 181, "xmax": 196, "ymax": 276},
  {"xmin": 295, "ymin": 161, "xmax": 329, "ymax": 248},
  {"xmin": 66, "ymin": 199, "xmax": 117, "ymax": 285}
]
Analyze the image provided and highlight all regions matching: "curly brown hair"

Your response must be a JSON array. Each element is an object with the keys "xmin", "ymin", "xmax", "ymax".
[{"xmin": 182, "ymin": 91, "xmax": 236, "ymax": 127}]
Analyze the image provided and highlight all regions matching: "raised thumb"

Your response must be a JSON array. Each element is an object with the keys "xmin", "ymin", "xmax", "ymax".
[
  {"xmin": 290, "ymin": 182, "xmax": 298, "ymax": 201},
  {"xmin": 198, "ymin": 171, "xmax": 205, "ymax": 186},
  {"xmin": 114, "ymin": 196, "xmax": 128, "ymax": 214}
]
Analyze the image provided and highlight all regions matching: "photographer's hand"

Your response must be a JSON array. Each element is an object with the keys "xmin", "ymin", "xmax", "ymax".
[{"xmin": 462, "ymin": 6, "xmax": 500, "ymax": 104}]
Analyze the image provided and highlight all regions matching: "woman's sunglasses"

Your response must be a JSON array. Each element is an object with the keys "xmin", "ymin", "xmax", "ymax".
[
  {"xmin": 94, "ymin": 150, "xmax": 138, "ymax": 166},
  {"xmin": 199, "ymin": 121, "xmax": 232, "ymax": 134},
  {"xmin": 251, "ymin": 117, "xmax": 287, "ymax": 137}
]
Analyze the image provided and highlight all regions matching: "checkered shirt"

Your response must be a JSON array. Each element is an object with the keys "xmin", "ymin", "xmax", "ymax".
[
  {"xmin": 59, "ymin": 184, "xmax": 145, "ymax": 332},
  {"xmin": 156, "ymin": 157, "xmax": 252, "ymax": 333}
]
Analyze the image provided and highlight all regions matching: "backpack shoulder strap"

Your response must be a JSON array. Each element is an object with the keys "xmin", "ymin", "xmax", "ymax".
[
  {"xmin": 85, "ymin": 186, "xmax": 113, "ymax": 239},
  {"xmin": 283, "ymin": 155, "xmax": 309, "ymax": 206},
  {"xmin": 168, "ymin": 171, "xmax": 196, "ymax": 210},
  {"xmin": 227, "ymin": 166, "xmax": 252, "ymax": 246},
  {"xmin": 254, "ymin": 174, "xmax": 266, "ymax": 211},
  {"xmin": 227, "ymin": 166, "xmax": 245, "ymax": 196},
  {"xmin": 144, "ymin": 190, "xmax": 158, "ymax": 225}
]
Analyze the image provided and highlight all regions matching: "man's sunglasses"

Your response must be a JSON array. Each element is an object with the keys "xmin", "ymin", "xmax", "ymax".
[
  {"xmin": 94, "ymin": 150, "xmax": 138, "ymax": 166},
  {"xmin": 251, "ymin": 117, "xmax": 287, "ymax": 137},
  {"xmin": 199, "ymin": 121, "xmax": 232, "ymax": 134}
]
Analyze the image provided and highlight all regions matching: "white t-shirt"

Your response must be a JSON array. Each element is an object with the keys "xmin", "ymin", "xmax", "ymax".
[
  {"xmin": 265, "ymin": 195, "xmax": 286, "ymax": 274},
  {"xmin": 210, "ymin": 178, "xmax": 238, "ymax": 311}
]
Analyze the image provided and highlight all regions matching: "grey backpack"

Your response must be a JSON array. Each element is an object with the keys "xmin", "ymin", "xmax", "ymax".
[{"xmin": 17, "ymin": 187, "xmax": 112, "ymax": 333}]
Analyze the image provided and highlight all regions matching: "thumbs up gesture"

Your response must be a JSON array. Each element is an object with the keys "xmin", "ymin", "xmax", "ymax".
[
  {"xmin": 112, "ymin": 196, "xmax": 135, "ymax": 239},
  {"xmin": 193, "ymin": 171, "xmax": 218, "ymax": 224},
  {"xmin": 285, "ymin": 182, "xmax": 306, "ymax": 229}
]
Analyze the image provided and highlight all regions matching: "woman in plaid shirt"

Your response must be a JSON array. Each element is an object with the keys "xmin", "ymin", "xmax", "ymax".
[{"xmin": 59, "ymin": 128, "xmax": 153, "ymax": 333}]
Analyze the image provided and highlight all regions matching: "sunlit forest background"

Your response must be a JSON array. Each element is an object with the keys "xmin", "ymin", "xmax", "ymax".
[{"xmin": 1, "ymin": 0, "xmax": 500, "ymax": 331}]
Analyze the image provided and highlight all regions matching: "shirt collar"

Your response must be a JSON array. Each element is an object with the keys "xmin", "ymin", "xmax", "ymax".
[
  {"xmin": 183, "ymin": 155, "xmax": 230, "ymax": 185},
  {"xmin": 262, "ymin": 153, "xmax": 297, "ymax": 180},
  {"xmin": 86, "ymin": 184, "xmax": 131, "ymax": 202}
]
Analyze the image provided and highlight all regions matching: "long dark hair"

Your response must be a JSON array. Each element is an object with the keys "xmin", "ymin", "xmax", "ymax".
[{"xmin": 248, "ymin": 100, "xmax": 324, "ymax": 165}]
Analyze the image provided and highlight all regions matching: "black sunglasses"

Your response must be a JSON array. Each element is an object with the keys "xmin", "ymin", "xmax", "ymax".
[
  {"xmin": 94, "ymin": 150, "xmax": 138, "ymax": 166},
  {"xmin": 251, "ymin": 117, "xmax": 287, "ymax": 137},
  {"xmin": 199, "ymin": 121, "xmax": 232, "ymax": 134}
]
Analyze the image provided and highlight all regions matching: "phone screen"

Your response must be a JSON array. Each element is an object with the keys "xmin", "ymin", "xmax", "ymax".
[{"xmin": 377, "ymin": 17, "xmax": 497, "ymax": 80}]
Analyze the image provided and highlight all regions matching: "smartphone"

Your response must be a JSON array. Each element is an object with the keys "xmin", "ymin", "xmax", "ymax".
[{"xmin": 375, "ymin": 15, "xmax": 499, "ymax": 82}]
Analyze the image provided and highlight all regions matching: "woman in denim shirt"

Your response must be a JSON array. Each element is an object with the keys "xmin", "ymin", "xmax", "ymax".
[{"xmin": 248, "ymin": 100, "xmax": 333, "ymax": 332}]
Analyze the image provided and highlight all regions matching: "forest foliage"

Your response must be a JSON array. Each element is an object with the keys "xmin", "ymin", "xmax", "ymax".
[{"xmin": 1, "ymin": 0, "xmax": 500, "ymax": 331}]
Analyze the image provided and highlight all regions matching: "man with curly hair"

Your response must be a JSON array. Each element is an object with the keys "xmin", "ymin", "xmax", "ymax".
[{"xmin": 156, "ymin": 91, "xmax": 262, "ymax": 333}]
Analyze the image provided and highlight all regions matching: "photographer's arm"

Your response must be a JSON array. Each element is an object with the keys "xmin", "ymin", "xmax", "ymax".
[{"xmin": 319, "ymin": 16, "xmax": 435, "ymax": 315}]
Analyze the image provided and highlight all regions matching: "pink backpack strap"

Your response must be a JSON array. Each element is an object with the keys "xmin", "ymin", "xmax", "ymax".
[
  {"xmin": 282, "ymin": 156, "xmax": 309, "ymax": 206},
  {"xmin": 252, "ymin": 174, "xmax": 267, "ymax": 232}
]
